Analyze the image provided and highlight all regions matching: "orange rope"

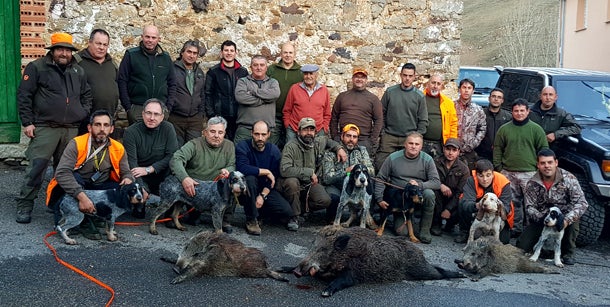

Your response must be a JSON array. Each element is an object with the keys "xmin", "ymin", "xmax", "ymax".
[{"xmin": 43, "ymin": 231, "xmax": 115, "ymax": 307}]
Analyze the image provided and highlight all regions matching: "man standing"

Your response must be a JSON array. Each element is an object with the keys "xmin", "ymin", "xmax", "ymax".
[
  {"xmin": 375, "ymin": 132, "xmax": 440, "ymax": 243},
  {"xmin": 123, "ymin": 99, "xmax": 179, "ymax": 198},
  {"xmin": 16, "ymin": 32, "xmax": 92, "ymax": 223},
  {"xmin": 375, "ymin": 63, "xmax": 428, "ymax": 171},
  {"xmin": 283, "ymin": 64, "xmax": 331, "ymax": 142},
  {"xmin": 494, "ymin": 99, "xmax": 549, "ymax": 235},
  {"xmin": 234, "ymin": 55, "xmax": 280, "ymax": 144},
  {"xmin": 170, "ymin": 116, "xmax": 236, "ymax": 232},
  {"xmin": 321, "ymin": 124, "xmax": 375, "ymax": 218},
  {"xmin": 267, "ymin": 42, "xmax": 303, "ymax": 147},
  {"xmin": 169, "ymin": 40, "xmax": 206, "ymax": 146},
  {"xmin": 431, "ymin": 138, "xmax": 469, "ymax": 236},
  {"xmin": 235, "ymin": 121, "xmax": 296, "ymax": 234},
  {"xmin": 454, "ymin": 78, "xmax": 487, "ymax": 170},
  {"xmin": 46, "ymin": 110, "xmax": 133, "ymax": 239},
  {"xmin": 77, "ymin": 29, "xmax": 118, "ymax": 133},
  {"xmin": 329, "ymin": 68, "xmax": 383, "ymax": 157},
  {"xmin": 422, "ymin": 73, "xmax": 458, "ymax": 159},
  {"xmin": 476, "ymin": 88, "xmax": 511, "ymax": 160},
  {"xmin": 529, "ymin": 86, "xmax": 581, "ymax": 145},
  {"xmin": 204, "ymin": 40, "xmax": 249, "ymax": 141},
  {"xmin": 280, "ymin": 118, "xmax": 347, "ymax": 229},
  {"xmin": 516, "ymin": 149, "xmax": 588, "ymax": 265},
  {"xmin": 118, "ymin": 25, "xmax": 176, "ymax": 125}
]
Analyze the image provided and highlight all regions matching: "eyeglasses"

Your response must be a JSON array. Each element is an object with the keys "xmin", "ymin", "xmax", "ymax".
[{"xmin": 144, "ymin": 111, "xmax": 163, "ymax": 118}]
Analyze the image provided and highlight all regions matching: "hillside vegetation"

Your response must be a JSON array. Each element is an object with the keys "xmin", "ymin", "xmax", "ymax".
[{"xmin": 461, "ymin": 0, "xmax": 559, "ymax": 67}]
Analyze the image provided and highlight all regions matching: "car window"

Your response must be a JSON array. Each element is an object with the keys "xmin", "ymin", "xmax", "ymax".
[
  {"xmin": 556, "ymin": 80, "xmax": 610, "ymax": 120},
  {"xmin": 458, "ymin": 68, "xmax": 499, "ymax": 93},
  {"xmin": 525, "ymin": 77, "xmax": 544, "ymax": 105}
]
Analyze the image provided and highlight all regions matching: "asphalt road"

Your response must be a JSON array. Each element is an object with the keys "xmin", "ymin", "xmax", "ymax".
[{"xmin": 1, "ymin": 163, "xmax": 609, "ymax": 307}]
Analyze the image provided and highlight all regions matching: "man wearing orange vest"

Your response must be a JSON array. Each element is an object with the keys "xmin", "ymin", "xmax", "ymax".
[
  {"xmin": 455, "ymin": 159, "xmax": 514, "ymax": 244},
  {"xmin": 46, "ymin": 110, "xmax": 133, "ymax": 240}
]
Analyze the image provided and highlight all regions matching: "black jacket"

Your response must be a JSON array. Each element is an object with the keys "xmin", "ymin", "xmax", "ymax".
[
  {"xmin": 18, "ymin": 52, "xmax": 92, "ymax": 127},
  {"xmin": 476, "ymin": 107, "xmax": 512, "ymax": 160},
  {"xmin": 204, "ymin": 60, "xmax": 248, "ymax": 118},
  {"xmin": 170, "ymin": 60, "xmax": 206, "ymax": 117}
]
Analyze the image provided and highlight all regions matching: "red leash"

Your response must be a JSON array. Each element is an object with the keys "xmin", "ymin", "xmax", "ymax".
[{"xmin": 43, "ymin": 231, "xmax": 115, "ymax": 307}]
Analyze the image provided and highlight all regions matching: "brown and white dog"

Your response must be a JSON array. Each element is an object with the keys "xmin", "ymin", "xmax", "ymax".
[{"xmin": 467, "ymin": 192, "xmax": 506, "ymax": 245}]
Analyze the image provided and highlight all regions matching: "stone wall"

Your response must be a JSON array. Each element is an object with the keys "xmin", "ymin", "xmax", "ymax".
[
  {"xmin": 1, "ymin": 0, "xmax": 462, "ymax": 160},
  {"xmin": 47, "ymin": 0, "xmax": 462, "ymax": 98}
]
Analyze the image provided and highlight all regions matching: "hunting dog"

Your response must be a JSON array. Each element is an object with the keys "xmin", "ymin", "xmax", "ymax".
[
  {"xmin": 467, "ymin": 192, "xmax": 506, "ymax": 245},
  {"xmin": 333, "ymin": 164, "xmax": 375, "ymax": 229},
  {"xmin": 529, "ymin": 206, "xmax": 566, "ymax": 268},
  {"xmin": 376, "ymin": 182, "xmax": 423, "ymax": 243},
  {"xmin": 149, "ymin": 171, "xmax": 248, "ymax": 235},
  {"xmin": 56, "ymin": 183, "xmax": 145, "ymax": 245}
]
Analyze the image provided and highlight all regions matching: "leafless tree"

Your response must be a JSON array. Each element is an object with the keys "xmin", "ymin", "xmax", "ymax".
[{"xmin": 497, "ymin": 0, "xmax": 558, "ymax": 67}]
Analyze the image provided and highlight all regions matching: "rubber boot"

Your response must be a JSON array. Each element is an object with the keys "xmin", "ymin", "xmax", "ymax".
[{"xmin": 419, "ymin": 210, "xmax": 434, "ymax": 244}]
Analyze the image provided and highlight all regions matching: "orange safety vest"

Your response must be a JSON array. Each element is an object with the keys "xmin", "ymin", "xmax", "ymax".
[
  {"xmin": 471, "ymin": 170, "xmax": 515, "ymax": 228},
  {"xmin": 45, "ymin": 134, "xmax": 124, "ymax": 206}
]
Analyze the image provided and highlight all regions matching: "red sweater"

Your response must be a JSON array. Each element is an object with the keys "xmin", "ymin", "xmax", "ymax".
[{"xmin": 283, "ymin": 82, "xmax": 331, "ymax": 132}]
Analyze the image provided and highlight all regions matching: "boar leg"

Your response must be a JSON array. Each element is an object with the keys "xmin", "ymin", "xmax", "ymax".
[{"xmin": 321, "ymin": 270, "xmax": 356, "ymax": 297}]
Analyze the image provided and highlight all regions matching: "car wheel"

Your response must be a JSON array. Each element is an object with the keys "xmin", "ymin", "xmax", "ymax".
[{"xmin": 575, "ymin": 173, "xmax": 605, "ymax": 246}]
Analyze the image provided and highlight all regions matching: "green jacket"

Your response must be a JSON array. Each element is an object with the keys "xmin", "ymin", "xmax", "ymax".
[
  {"xmin": 267, "ymin": 61, "xmax": 303, "ymax": 116},
  {"xmin": 170, "ymin": 137, "xmax": 235, "ymax": 182},
  {"xmin": 280, "ymin": 136, "xmax": 343, "ymax": 183}
]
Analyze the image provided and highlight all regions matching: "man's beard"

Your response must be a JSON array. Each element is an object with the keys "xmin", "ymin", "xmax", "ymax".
[
  {"xmin": 429, "ymin": 90, "xmax": 440, "ymax": 96},
  {"xmin": 255, "ymin": 140, "xmax": 266, "ymax": 150},
  {"xmin": 345, "ymin": 143, "xmax": 355, "ymax": 150},
  {"xmin": 93, "ymin": 133, "xmax": 108, "ymax": 145},
  {"xmin": 299, "ymin": 135, "xmax": 314, "ymax": 145}
]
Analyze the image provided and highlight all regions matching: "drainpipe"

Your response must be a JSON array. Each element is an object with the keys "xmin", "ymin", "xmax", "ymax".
[{"xmin": 558, "ymin": 0, "xmax": 566, "ymax": 67}]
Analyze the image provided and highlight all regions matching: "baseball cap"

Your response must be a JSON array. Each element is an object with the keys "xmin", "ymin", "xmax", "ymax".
[
  {"xmin": 298, "ymin": 117, "xmax": 316, "ymax": 129},
  {"xmin": 342, "ymin": 123, "xmax": 360, "ymax": 135},
  {"xmin": 352, "ymin": 68, "xmax": 368, "ymax": 77},
  {"xmin": 45, "ymin": 32, "xmax": 78, "ymax": 51},
  {"xmin": 301, "ymin": 64, "xmax": 319, "ymax": 73},
  {"xmin": 444, "ymin": 138, "xmax": 461, "ymax": 149}
]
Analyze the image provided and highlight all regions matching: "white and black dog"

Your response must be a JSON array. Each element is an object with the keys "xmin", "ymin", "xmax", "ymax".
[
  {"xmin": 56, "ymin": 183, "xmax": 145, "ymax": 245},
  {"xmin": 467, "ymin": 192, "xmax": 506, "ymax": 245},
  {"xmin": 529, "ymin": 206, "xmax": 566, "ymax": 268},
  {"xmin": 149, "ymin": 171, "xmax": 248, "ymax": 235},
  {"xmin": 333, "ymin": 164, "xmax": 374, "ymax": 228}
]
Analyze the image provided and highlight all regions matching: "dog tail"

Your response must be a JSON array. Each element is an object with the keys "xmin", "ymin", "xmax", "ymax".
[{"xmin": 435, "ymin": 266, "xmax": 466, "ymax": 279}]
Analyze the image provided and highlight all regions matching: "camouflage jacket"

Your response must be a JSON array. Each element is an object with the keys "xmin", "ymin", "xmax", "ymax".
[
  {"xmin": 524, "ymin": 167, "xmax": 588, "ymax": 224},
  {"xmin": 321, "ymin": 145, "xmax": 374, "ymax": 189},
  {"xmin": 454, "ymin": 100, "xmax": 487, "ymax": 153}
]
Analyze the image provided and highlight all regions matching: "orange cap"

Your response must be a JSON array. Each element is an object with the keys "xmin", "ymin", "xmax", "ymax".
[
  {"xmin": 352, "ymin": 68, "xmax": 368, "ymax": 77},
  {"xmin": 342, "ymin": 123, "xmax": 360, "ymax": 135},
  {"xmin": 46, "ymin": 32, "xmax": 78, "ymax": 51}
]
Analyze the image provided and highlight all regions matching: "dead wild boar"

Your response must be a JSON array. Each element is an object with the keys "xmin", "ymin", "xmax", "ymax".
[
  {"xmin": 168, "ymin": 231, "xmax": 287, "ymax": 284},
  {"xmin": 294, "ymin": 226, "xmax": 464, "ymax": 297},
  {"xmin": 459, "ymin": 236, "xmax": 558, "ymax": 280}
]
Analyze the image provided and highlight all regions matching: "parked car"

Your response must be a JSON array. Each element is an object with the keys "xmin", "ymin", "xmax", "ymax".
[
  {"xmin": 457, "ymin": 66, "xmax": 503, "ymax": 106},
  {"xmin": 496, "ymin": 67, "xmax": 610, "ymax": 245}
]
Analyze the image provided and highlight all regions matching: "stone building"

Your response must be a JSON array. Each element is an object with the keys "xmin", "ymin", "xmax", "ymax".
[{"xmin": 1, "ymin": 0, "xmax": 463, "ymax": 159}]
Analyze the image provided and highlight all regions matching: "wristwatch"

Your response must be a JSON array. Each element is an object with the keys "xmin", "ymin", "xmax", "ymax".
[
  {"xmin": 259, "ymin": 193, "xmax": 268, "ymax": 201},
  {"xmin": 145, "ymin": 166, "xmax": 152, "ymax": 174}
]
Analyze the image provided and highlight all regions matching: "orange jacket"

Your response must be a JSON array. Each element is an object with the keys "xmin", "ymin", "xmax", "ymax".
[
  {"xmin": 45, "ymin": 134, "xmax": 123, "ymax": 206},
  {"xmin": 471, "ymin": 170, "xmax": 515, "ymax": 228},
  {"xmin": 423, "ymin": 88, "xmax": 458, "ymax": 143}
]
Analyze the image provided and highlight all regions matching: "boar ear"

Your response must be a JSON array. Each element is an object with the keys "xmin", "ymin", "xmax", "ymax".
[{"xmin": 334, "ymin": 235, "xmax": 351, "ymax": 250}]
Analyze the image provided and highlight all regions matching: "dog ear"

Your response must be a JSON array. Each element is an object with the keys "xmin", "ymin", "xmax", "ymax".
[
  {"xmin": 366, "ymin": 176, "xmax": 373, "ymax": 195},
  {"xmin": 216, "ymin": 178, "xmax": 230, "ymax": 202},
  {"xmin": 475, "ymin": 203, "xmax": 485, "ymax": 221},
  {"xmin": 345, "ymin": 172, "xmax": 355, "ymax": 195},
  {"xmin": 555, "ymin": 210, "xmax": 565, "ymax": 232},
  {"xmin": 496, "ymin": 199, "xmax": 507, "ymax": 220}
]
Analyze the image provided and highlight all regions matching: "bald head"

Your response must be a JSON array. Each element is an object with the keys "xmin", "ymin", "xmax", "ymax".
[
  {"xmin": 141, "ymin": 25, "xmax": 160, "ymax": 52},
  {"xmin": 540, "ymin": 86, "xmax": 558, "ymax": 110},
  {"xmin": 280, "ymin": 42, "xmax": 296, "ymax": 68},
  {"xmin": 426, "ymin": 73, "xmax": 445, "ymax": 97}
]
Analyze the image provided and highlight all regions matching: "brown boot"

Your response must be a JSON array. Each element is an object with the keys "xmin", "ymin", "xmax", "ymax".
[{"xmin": 245, "ymin": 219, "xmax": 261, "ymax": 236}]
